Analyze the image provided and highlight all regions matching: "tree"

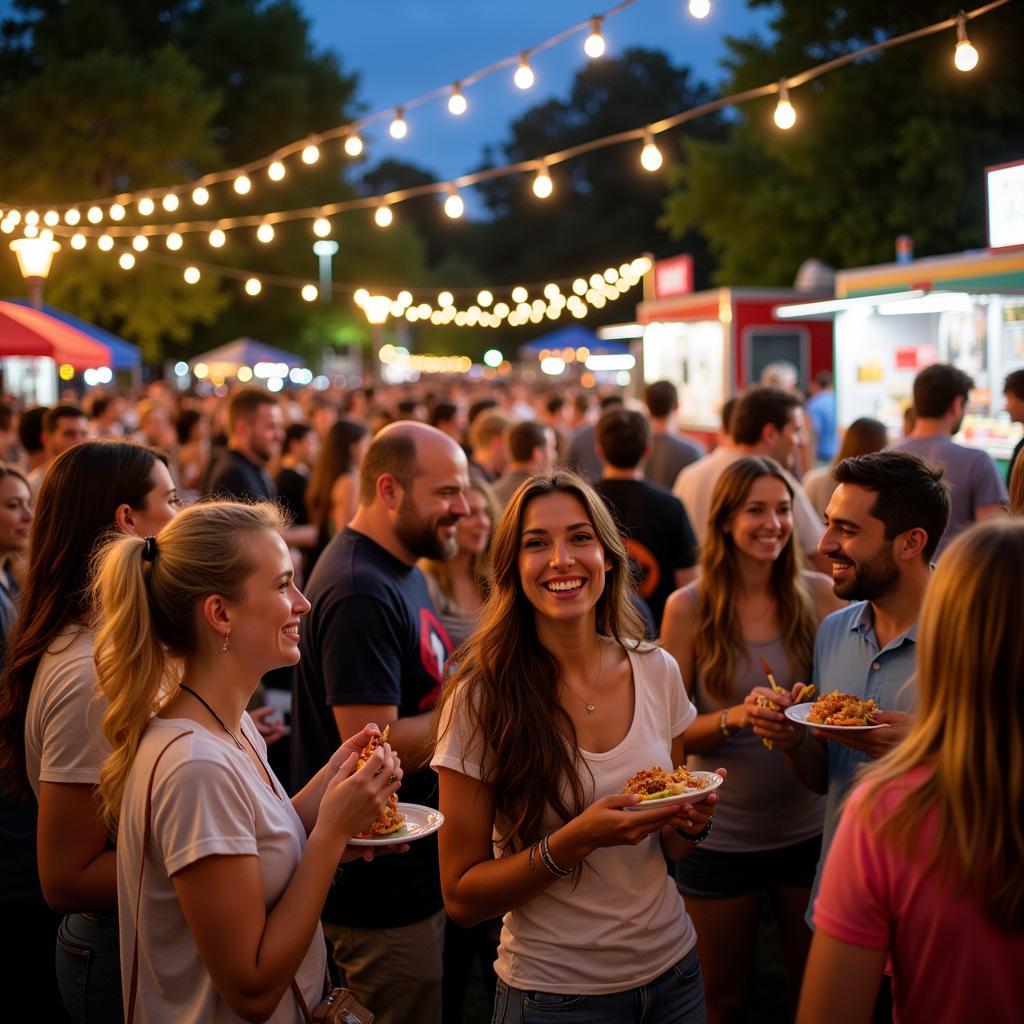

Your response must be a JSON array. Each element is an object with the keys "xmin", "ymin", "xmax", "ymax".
[{"xmin": 660, "ymin": 1, "xmax": 1024, "ymax": 285}]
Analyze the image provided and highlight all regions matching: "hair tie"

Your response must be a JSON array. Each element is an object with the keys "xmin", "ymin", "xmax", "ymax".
[{"xmin": 142, "ymin": 536, "xmax": 157, "ymax": 562}]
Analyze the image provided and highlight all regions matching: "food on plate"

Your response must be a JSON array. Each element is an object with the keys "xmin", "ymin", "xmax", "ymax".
[
  {"xmin": 623, "ymin": 765, "xmax": 710, "ymax": 801},
  {"xmin": 354, "ymin": 725, "xmax": 405, "ymax": 839},
  {"xmin": 807, "ymin": 690, "xmax": 879, "ymax": 727}
]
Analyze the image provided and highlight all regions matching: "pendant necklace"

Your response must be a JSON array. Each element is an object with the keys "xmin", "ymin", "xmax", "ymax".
[{"xmin": 562, "ymin": 644, "xmax": 603, "ymax": 715}]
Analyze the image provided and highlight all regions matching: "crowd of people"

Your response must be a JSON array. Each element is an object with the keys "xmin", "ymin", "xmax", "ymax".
[{"xmin": 0, "ymin": 361, "xmax": 1021, "ymax": 1024}]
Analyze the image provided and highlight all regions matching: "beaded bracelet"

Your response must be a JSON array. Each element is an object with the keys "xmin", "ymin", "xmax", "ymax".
[
  {"xmin": 528, "ymin": 841, "xmax": 540, "ymax": 876},
  {"xmin": 539, "ymin": 833, "xmax": 571, "ymax": 877},
  {"xmin": 677, "ymin": 818, "xmax": 713, "ymax": 845}
]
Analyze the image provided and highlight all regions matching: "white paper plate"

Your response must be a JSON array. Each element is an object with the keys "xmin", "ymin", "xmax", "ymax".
[
  {"xmin": 623, "ymin": 770, "xmax": 724, "ymax": 810},
  {"xmin": 348, "ymin": 803, "xmax": 444, "ymax": 847},
  {"xmin": 785, "ymin": 702, "xmax": 885, "ymax": 732}
]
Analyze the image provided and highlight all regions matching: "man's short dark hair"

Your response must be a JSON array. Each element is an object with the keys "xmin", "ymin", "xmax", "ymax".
[
  {"xmin": 596, "ymin": 409, "xmax": 650, "ymax": 469},
  {"xmin": 284, "ymin": 422, "xmax": 312, "ymax": 450},
  {"xmin": 1004, "ymin": 369, "xmax": 1024, "ymax": 401},
  {"xmin": 721, "ymin": 396, "xmax": 738, "ymax": 435},
  {"xmin": 359, "ymin": 429, "xmax": 420, "ymax": 505},
  {"xmin": 468, "ymin": 398, "xmax": 498, "ymax": 425},
  {"xmin": 430, "ymin": 402, "xmax": 458, "ymax": 428},
  {"xmin": 228, "ymin": 389, "xmax": 277, "ymax": 431},
  {"xmin": 599, "ymin": 394, "xmax": 625, "ymax": 412},
  {"xmin": 545, "ymin": 395, "xmax": 566, "ymax": 417},
  {"xmin": 833, "ymin": 451, "xmax": 951, "ymax": 563},
  {"xmin": 18, "ymin": 406, "xmax": 47, "ymax": 454},
  {"xmin": 814, "ymin": 370, "xmax": 833, "ymax": 389},
  {"xmin": 43, "ymin": 404, "xmax": 85, "ymax": 434},
  {"xmin": 913, "ymin": 363, "xmax": 973, "ymax": 419},
  {"xmin": 644, "ymin": 381, "xmax": 678, "ymax": 419},
  {"xmin": 730, "ymin": 387, "xmax": 801, "ymax": 446},
  {"xmin": 397, "ymin": 399, "xmax": 423, "ymax": 419},
  {"xmin": 506, "ymin": 420, "xmax": 549, "ymax": 463},
  {"xmin": 89, "ymin": 396, "xmax": 112, "ymax": 420}
]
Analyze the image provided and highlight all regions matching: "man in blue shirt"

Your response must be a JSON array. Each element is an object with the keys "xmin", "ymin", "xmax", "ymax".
[{"xmin": 805, "ymin": 371, "xmax": 837, "ymax": 463}]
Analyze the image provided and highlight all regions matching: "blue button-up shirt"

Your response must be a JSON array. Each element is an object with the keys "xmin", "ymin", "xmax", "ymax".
[{"xmin": 806, "ymin": 600, "xmax": 919, "ymax": 924}]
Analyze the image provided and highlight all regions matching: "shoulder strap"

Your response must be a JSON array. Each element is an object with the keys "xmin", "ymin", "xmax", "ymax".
[
  {"xmin": 125, "ymin": 730, "xmax": 193, "ymax": 1024},
  {"xmin": 291, "ymin": 980, "xmax": 314, "ymax": 1024}
]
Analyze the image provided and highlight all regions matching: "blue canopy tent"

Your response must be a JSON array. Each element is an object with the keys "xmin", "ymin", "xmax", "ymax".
[
  {"xmin": 190, "ymin": 337, "xmax": 304, "ymax": 376},
  {"xmin": 8, "ymin": 299, "xmax": 141, "ymax": 371},
  {"xmin": 518, "ymin": 325, "xmax": 629, "ymax": 358}
]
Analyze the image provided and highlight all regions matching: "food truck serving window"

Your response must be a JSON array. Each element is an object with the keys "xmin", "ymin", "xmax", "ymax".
[
  {"xmin": 742, "ymin": 326, "xmax": 810, "ymax": 387},
  {"xmin": 987, "ymin": 158, "xmax": 1024, "ymax": 252}
]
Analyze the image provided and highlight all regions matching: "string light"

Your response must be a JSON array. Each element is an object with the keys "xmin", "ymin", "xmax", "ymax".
[
  {"xmin": 137, "ymin": 198, "xmax": 155, "ymax": 216},
  {"xmin": 584, "ymin": 17, "xmax": 606, "ymax": 59},
  {"xmin": 244, "ymin": 277, "xmax": 262, "ymax": 296},
  {"xmin": 954, "ymin": 11, "xmax": 979, "ymax": 71},
  {"xmin": 118, "ymin": 252, "xmax": 135, "ymax": 270},
  {"xmin": 301, "ymin": 142, "xmax": 320, "ymax": 164},
  {"xmin": 24, "ymin": 210, "xmax": 39, "ymax": 225},
  {"xmin": 301, "ymin": 284, "xmax": 319, "ymax": 301},
  {"xmin": 63, "ymin": 209, "xmax": 80, "ymax": 226},
  {"xmin": 233, "ymin": 174, "xmax": 252, "ymax": 195},
  {"xmin": 268, "ymin": 161, "xmax": 286, "ymax": 181},
  {"xmin": 183, "ymin": 266, "xmax": 201, "ymax": 284},
  {"xmin": 23, "ymin": 224, "xmax": 38, "ymax": 238},
  {"xmin": 374, "ymin": 203, "xmax": 394, "ymax": 228},
  {"xmin": 514, "ymin": 53, "xmax": 535, "ymax": 90},
  {"xmin": 344, "ymin": 132, "xmax": 363, "ymax": 156},
  {"xmin": 444, "ymin": 187, "xmax": 464, "ymax": 219},
  {"xmin": 97, "ymin": 233, "xmax": 114, "ymax": 251},
  {"xmin": 640, "ymin": 130, "xmax": 664, "ymax": 171},
  {"xmin": 312, "ymin": 216, "xmax": 332, "ymax": 237},
  {"xmin": 162, "ymin": 194, "xmax": 180, "ymax": 212},
  {"xmin": 257, "ymin": 222, "xmax": 275, "ymax": 243},
  {"xmin": 438, "ymin": 291, "xmax": 454, "ymax": 307},
  {"xmin": 688, "ymin": 0, "xmax": 711, "ymax": 18},
  {"xmin": 390, "ymin": 108, "xmax": 408, "ymax": 139},
  {"xmin": 192, "ymin": 186, "xmax": 210, "ymax": 206},
  {"xmin": 533, "ymin": 163, "xmax": 554, "ymax": 198},
  {"xmin": 773, "ymin": 79, "xmax": 797, "ymax": 129},
  {"xmin": 166, "ymin": 232, "xmax": 183, "ymax": 250},
  {"xmin": 87, "ymin": 206, "xmax": 103, "ymax": 224},
  {"xmin": 448, "ymin": 84, "xmax": 468, "ymax": 116},
  {"xmin": 132, "ymin": 234, "xmax": 149, "ymax": 252},
  {"xmin": 209, "ymin": 228, "xmax": 226, "ymax": 248},
  {"xmin": 70, "ymin": 233, "xmax": 87, "ymax": 249},
  {"xmin": 43, "ymin": 210, "xmax": 59, "ymax": 227},
  {"xmin": 478, "ymin": 290, "xmax": 493, "ymax": 307},
  {"xmin": 108, "ymin": 203, "xmax": 125, "ymax": 221}
]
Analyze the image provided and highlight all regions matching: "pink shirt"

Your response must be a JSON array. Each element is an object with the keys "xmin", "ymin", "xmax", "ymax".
[{"xmin": 814, "ymin": 767, "xmax": 1024, "ymax": 1023}]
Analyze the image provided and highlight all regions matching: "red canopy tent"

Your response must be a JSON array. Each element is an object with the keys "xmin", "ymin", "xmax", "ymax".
[{"xmin": 0, "ymin": 300, "xmax": 111, "ymax": 369}]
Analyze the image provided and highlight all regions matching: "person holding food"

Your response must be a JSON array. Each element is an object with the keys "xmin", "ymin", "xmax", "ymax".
[
  {"xmin": 798, "ymin": 519, "xmax": 1024, "ymax": 1023},
  {"xmin": 92, "ymin": 500, "xmax": 403, "ymax": 1022},
  {"xmin": 660, "ymin": 456, "xmax": 843, "ymax": 1022},
  {"xmin": 432, "ymin": 471, "xmax": 722, "ymax": 1023}
]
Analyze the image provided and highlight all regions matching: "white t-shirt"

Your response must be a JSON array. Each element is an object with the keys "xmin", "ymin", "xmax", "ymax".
[
  {"xmin": 24, "ymin": 626, "xmax": 107, "ymax": 799},
  {"xmin": 432, "ymin": 643, "xmax": 698, "ymax": 995},
  {"xmin": 117, "ymin": 715, "xmax": 326, "ymax": 1023}
]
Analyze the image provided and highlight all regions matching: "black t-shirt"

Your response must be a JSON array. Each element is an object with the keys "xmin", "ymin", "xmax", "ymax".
[
  {"xmin": 274, "ymin": 466, "xmax": 310, "ymax": 524},
  {"xmin": 205, "ymin": 449, "xmax": 275, "ymax": 502},
  {"xmin": 1007, "ymin": 436, "xmax": 1024, "ymax": 487},
  {"xmin": 291, "ymin": 527, "xmax": 451, "ymax": 927},
  {"xmin": 593, "ymin": 478, "xmax": 698, "ymax": 633}
]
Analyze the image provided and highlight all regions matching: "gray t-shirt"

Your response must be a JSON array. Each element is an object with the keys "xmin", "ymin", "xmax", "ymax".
[
  {"xmin": 890, "ymin": 436, "xmax": 1007, "ymax": 557},
  {"xmin": 645, "ymin": 434, "xmax": 705, "ymax": 492}
]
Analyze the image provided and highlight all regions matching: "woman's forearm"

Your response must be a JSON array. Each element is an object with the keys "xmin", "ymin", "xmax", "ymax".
[{"xmin": 682, "ymin": 709, "xmax": 736, "ymax": 754}]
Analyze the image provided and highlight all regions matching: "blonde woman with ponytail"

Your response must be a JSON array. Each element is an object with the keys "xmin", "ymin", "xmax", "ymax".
[
  {"xmin": 94, "ymin": 501, "xmax": 404, "ymax": 1023},
  {"xmin": 798, "ymin": 519, "xmax": 1024, "ymax": 1023}
]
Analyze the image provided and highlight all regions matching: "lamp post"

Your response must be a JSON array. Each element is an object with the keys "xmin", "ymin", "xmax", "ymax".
[
  {"xmin": 10, "ymin": 236, "xmax": 61, "ymax": 309},
  {"xmin": 362, "ymin": 295, "xmax": 392, "ymax": 378},
  {"xmin": 312, "ymin": 239, "xmax": 339, "ymax": 303}
]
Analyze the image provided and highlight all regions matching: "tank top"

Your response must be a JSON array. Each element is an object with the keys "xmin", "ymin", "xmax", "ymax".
[{"xmin": 684, "ymin": 586, "xmax": 824, "ymax": 852}]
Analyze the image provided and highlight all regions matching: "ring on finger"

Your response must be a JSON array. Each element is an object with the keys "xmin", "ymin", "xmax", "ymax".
[
  {"xmin": 386, "ymin": 773, "xmax": 398, "ymax": 784},
  {"xmin": 372, "ymin": 766, "xmax": 384, "ymax": 778}
]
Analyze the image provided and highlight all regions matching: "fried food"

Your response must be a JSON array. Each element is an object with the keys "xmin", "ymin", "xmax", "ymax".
[
  {"xmin": 807, "ymin": 690, "xmax": 878, "ymax": 726},
  {"xmin": 354, "ymin": 725, "xmax": 405, "ymax": 839},
  {"xmin": 623, "ymin": 765, "xmax": 710, "ymax": 801}
]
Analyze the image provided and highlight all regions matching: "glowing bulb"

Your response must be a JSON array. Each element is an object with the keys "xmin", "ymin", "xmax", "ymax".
[
  {"xmin": 119, "ymin": 252, "xmax": 136, "ymax": 270},
  {"xmin": 70, "ymin": 233, "xmax": 87, "ymax": 250},
  {"xmin": 478, "ymin": 290, "xmax": 493, "ymax": 307},
  {"xmin": 5, "ymin": 210, "xmax": 20, "ymax": 226},
  {"xmin": 233, "ymin": 174, "xmax": 251, "ymax": 195},
  {"xmin": 87, "ymin": 206, "xmax": 103, "ymax": 224},
  {"xmin": 244, "ymin": 277, "xmax": 262, "ymax": 296},
  {"xmin": 137, "ymin": 197, "xmax": 155, "ymax": 216},
  {"xmin": 166, "ymin": 232, "xmax": 183, "ymax": 251},
  {"xmin": 43, "ymin": 210, "xmax": 59, "ymax": 227},
  {"xmin": 23, "ymin": 224, "xmax": 38, "ymax": 238},
  {"xmin": 688, "ymin": 0, "xmax": 711, "ymax": 18},
  {"xmin": 438, "ymin": 291, "xmax": 454, "ymax": 308},
  {"xmin": 773, "ymin": 80, "xmax": 796, "ymax": 129},
  {"xmin": 390, "ymin": 109, "xmax": 408, "ymax": 139},
  {"xmin": 448, "ymin": 85, "xmax": 467, "ymax": 116},
  {"xmin": 374, "ymin": 204, "xmax": 393, "ymax": 228},
  {"xmin": 312, "ymin": 216, "xmax": 331, "ymax": 237},
  {"xmin": 640, "ymin": 131, "xmax": 664, "ymax": 171},
  {"xmin": 584, "ymin": 17, "xmax": 606, "ymax": 59},
  {"xmin": 512, "ymin": 286, "xmax": 528, "ymax": 303},
  {"xmin": 25, "ymin": 210, "xmax": 39, "ymax": 225},
  {"xmin": 301, "ymin": 143, "xmax": 320, "ymax": 164},
  {"xmin": 104, "ymin": 203, "xmax": 123, "ymax": 222},
  {"xmin": 97, "ymin": 234, "xmax": 114, "ymax": 251},
  {"xmin": 514, "ymin": 55, "xmax": 535, "ymax": 90},
  {"xmin": 183, "ymin": 266, "xmax": 201, "ymax": 284},
  {"xmin": 444, "ymin": 189, "xmax": 464, "ymax": 219},
  {"xmin": 192, "ymin": 186, "xmax": 210, "ymax": 206},
  {"xmin": 132, "ymin": 234, "xmax": 149, "ymax": 252},
  {"xmin": 397, "ymin": 290, "xmax": 413, "ymax": 307},
  {"xmin": 354, "ymin": 288, "xmax": 369, "ymax": 306},
  {"xmin": 301, "ymin": 284, "xmax": 318, "ymax": 302},
  {"xmin": 268, "ymin": 160, "xmax": 286, "ymax": 181},
  {"xmin": 257, "ymin": 222, "xmax": 275, "ymax": 243},
  {"xmin": 344, "ymin": 132, "xmax": 363, "ymax": 156},
  {"xmin": 533, "ymin": 167, "xmax": 553, "ymax": 198},
  {"xmin": 209, "ymin": 228, "xmax": 226, "ymax": 248},
  {"xmin": 954, "ymin": 13, "xmax": 979, "ymax": 72},
  {"xmin": 162, "ymin": 193, "xmax": 179, "ymax": 212}
]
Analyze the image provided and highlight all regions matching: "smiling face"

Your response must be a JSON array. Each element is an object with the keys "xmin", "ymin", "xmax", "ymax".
[
  {"xmin": 768, "ymin": 407, "xmax": 806, "ymax": 465},
  {"xmin": 393, "ymin": 438, "xmax": 471, "ymax": 561},
  {"xmin": 455, "ymin": 487, "xmax": 492, "ymax": 556},
  {"xmin": 517, "ymin": 491, "xmax": 611, "ymax": 625},
  {"xmin": 0, "ymin": 474, "xmax": 32, "ymax": 557},
  {"xmin": 820, "ymin": 482, "xmax": 901, "ymax": 601},
  {"xmin": 725, "ymin": 474, "xmax": 794, "ymax": 563}
]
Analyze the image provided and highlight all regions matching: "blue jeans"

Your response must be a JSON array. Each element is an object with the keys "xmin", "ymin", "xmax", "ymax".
[
  {"xmin": 491, "ymin": 948, "xmax": 705, "ymax": 1024},
  {"xmin": 55, "ymin": 912, "xmax": 123, "ymax": 1024}
]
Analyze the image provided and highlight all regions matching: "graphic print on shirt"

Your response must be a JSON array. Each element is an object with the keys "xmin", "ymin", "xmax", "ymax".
[
  {"xmin": 418, "ymin": 607, "xmax": 452, "ymax": 710},
  {"xmin": 625, "ymin": 538, "xmax": 661, "ymax": 600}
]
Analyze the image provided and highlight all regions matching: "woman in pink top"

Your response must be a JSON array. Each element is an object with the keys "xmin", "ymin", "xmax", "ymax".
[{"xmin": 799, "ymin": 519, "xmax": 1024, "ymax": 1023}]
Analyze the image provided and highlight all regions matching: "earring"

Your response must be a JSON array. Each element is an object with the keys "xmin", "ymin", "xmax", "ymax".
[{"xmin": 221, "ymin": 631, "xmax": 230, "ymax": 654}]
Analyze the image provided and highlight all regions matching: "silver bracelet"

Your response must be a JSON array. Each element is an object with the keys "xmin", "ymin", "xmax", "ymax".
[{"xmin": 539, "ymin": 833, "xmax": 571, "ymax": 877}]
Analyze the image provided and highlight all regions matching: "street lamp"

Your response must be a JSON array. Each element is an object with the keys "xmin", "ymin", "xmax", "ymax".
[
  {"xmin": 361, "ymin": 294, "xmax": 392, "ymax": 375},
  {"xmin": 10, "ymin": 236, "xmax": 61, "ymax": 309},
  {"xmin": 312, "ymin": 239, "xmax": 339, "ymax": 303}
]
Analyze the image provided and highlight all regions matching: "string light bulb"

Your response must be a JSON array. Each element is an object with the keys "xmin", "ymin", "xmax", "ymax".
[
  {"xmin": 312, "ymin": 216, "xmax": 332, "ymax": 237},
  {"xmin": 374, "ymin": 203, "xmax": 394, "ymax": 228},
  {"xmin": 166, "ymin": 232, "xmax": 183, "ymax": 250},
  {"xmin": 444, "ymin": 187, "xmax": 464, "ymax": 219},
  {"xmin": 70, "ymin": 233, "xmax": 87, "ymax": 249},
  {"xmin": 584, "ymin": 17, "xmax": 606, "ymax": 59},
  {"xmin": 87, "ymin": 206, "xmax": 103, "ymax": 224},
  {"xmin": 301, "ymin": 142, "xmax": 320, "ymax": 164},
  {"xmin": 257, "ymin": 222, "xmax": 275, "ymax": 243},
  {"xmin": 192, "ymin": 186, "xmax": 210, "ymax": 206},
  {"xmin": 162, "ymin": 193, "xmax": 180, "ymax": 212},
  {"xmin": 97, "ymin": 234, "xmax": 114, "ymax": 251},
  {"xmin": 24, "ymin": 210, "xmax": 39, "ymax": 226},
  {"xmin": 108, "ymin": 203, "xmax": 125, "ymax": 221},
  {"xmin": 268, "ymin": 160, "xmax": 286, "ymax": 181},
  {"xmin": 301, "ymin": 284, "xmax": 318, "ymax": 302},
  {"xmin": 132, "ymin": 234, "xmax": 149, "ymax": 252},
  {"xmin": 183, "ymin": 266, "xmax": 200, "ymax": 284},
  {"xmin": 533, "ymin": 164, "xmax": 553, "ymax": 198},
  {"xmin": 137, "ymin": 197, "xmax": 155, "ymax": 216},
  {"xmin": 773, "ymin": 79, "xmax": 797, "ymax": 129},
  {"xmin": 244, "ymin": 277, "xmax": 262, "ymax": 296},
  {"xmin": 448, "ymin": 84, "xmax": 468, "ymax": 116},
  {"xmin": 390, "ymin": 108, "xmax": 408, "ymax": 139},
  {"xmin": 209, "ymin": 228, "xmax": 226, "ymax": 248},
  {"xmin": 954, "ymin": 11, "xmax": 979, "ymax": 71},
  {"xmin": 118, "ymin": 252, "xmax": 135, "ymax": 271},
  {"xmin": 640, "ymin": 130, "xmax": 664, "ymax": 171},
  {"xmin": 43, "ymin": 210, "xmax": 59, "ymax": 227},
  {"xmin": 688, "ymin": 0, "xmax": 711, "ymax": 18},
  {"xmin": 344, "ymin": 132, "xmax": 363, "ymax": 157},
  {"xmin": 233, "ymin": 174, "xmax": 252, "ymax": 195},
  {"xmin": 514, "ymin": 53, "xmax": 535, "ymax": 90}
]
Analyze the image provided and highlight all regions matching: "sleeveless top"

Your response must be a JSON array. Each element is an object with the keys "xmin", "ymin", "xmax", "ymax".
[{"xmin": 683, "ymin": 586, "xmax": 824, "ymax": 852}]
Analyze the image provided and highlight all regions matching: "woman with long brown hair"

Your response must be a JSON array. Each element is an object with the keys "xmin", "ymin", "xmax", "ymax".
[
  {"xmin": 802, "ymin": 417, "xmax": 888, "ymax": 519},
  {"xmin": 798, "ymin": 519, "xmax": 1024, "ymax": 1022},
  {"xmin": 660, "ymin": 456, "xmax": 843, "ymax": 1023},
  {"xmin": 0, "ymin": 441, "xmax": 181, "ymax": 1022},
  {"xmin": 432, "ymin": 471, "xmax": 722, "ymax": 1023}
]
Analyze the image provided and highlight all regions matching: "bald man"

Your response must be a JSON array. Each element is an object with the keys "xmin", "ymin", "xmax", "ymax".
[{"xmin": 291, "ymin": 422, "xmax": 470, "ymax": 1024}]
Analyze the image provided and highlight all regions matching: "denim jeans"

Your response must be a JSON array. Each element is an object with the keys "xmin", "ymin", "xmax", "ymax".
[
  {"xmin": 491, "ymin": 948, "xmax": 706, "ymax": 1024},
  {"xmin": 55, "ymin": 912, "xmax": 123, "ymax": 1024}
]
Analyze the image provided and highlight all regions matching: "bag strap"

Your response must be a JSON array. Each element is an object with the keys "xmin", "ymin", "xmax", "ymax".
[
  {"xmin": 125, "ymin": 730, "xmax": 193, "ymax": 1024},
  {"xmin": 291, "ymin": 979, "xmax": 314, "ymax": 1024}
]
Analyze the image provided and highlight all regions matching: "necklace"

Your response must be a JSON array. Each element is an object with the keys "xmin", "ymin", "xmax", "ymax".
[
  {"xmin": 178, "ymin": 684, "xmax": 245, "ymax": 751},
  {"xmin": 562, "ymin": 644, "xmax": 603, "ymax": 715}
]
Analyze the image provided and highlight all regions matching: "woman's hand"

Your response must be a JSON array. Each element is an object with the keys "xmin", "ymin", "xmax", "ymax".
[
  {"xmin": 662, "ymin": 768, "xmax": 726, "ymax": 835},
  {"xmin": 747, "ymin": 684, "xmax": 804, "ymax": 752},
  {"xmin": 249, "ymin": 706, "xmax": 287, "ymax": 746},
  {"xmin": 316, "ymin": 743, "xmax": 403, "ymax": 843},
  {"xmin": 567, "ymin": 792, "xmax": 698, "ymax": 853},
  {"xmin": 325, "ymin": 723, "xmax": 382, "ymax": 777}
]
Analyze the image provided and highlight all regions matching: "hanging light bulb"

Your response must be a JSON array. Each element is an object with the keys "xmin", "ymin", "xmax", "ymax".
[
  {"xmin": 132, "ymin": 234, "xmax": 149, "ymax": 252},
  {"xmin": 301, "ymin": 142, "xmax": 320, "ymax": 164},
  {"xmin": 773, "ymin": 79, "xmax": 797, "ymax": 129},
  {"xmin": 43, "ymin": 210, "xmax": 59, "ymax": 227},
  {"xmin": 70, "ymin": 233, "xmax": 87, "ymax": 249},
  {"xmin": 87, "ymin": 206, "xmax": 104, "ymax": 224},
  {"xmin": 137, "ymin": 197, "xmax": 155, "ymax": 216},
  {"xmin": 374, "ymin": 203, "xmax": 394, "ymax": 228},
  {"xmin": 233, "ymin": 174, "xmax": 252, "ymax": 195},
  {"xmin": 107, "ymin": 203, "xmax": 125, "ymax": 221},
  {"xmin": 390, "ymin": 108, "xmax": 408, "ymax": 139},
  {"xmin": 312, "ymin": 216, "xmax": 331, "ymax": 238},
  {"xmin": 23, "ymin": 224, "xmax": 38, "ymax": 238},
  {"xmin": 5, "ymin": 210, "xmax": 20, "ymax": 226},
  {"xmin": 301, "ymin": 284, "xmax": 319, "ymax": 302},
  {"xmin": 448, "ymin": 83, "xmax": 468, "ymax": 116},
  {"xmin": 162, "ymin": 193, "xmax": 180, "ymax": 212},
  {"xmin": 954, "ymin": 11, "xmax": 979, "ymax": 71},
  {"xmin": 640, "ymin": 130, "xmax": 664, "ymax": 171},
  {"xmin": 97, "ymin": 234, "xmax": 114, "ymax": 251},
  {"xmin": 183, "ymin": 266, "xmax": 201, "ymax": 284},
  {"xmin": 344, "ymin": 132, "xmax": 363, "ymax": 156},
  {"xmin": 209, "ymin": 228, "xmax": 226, "ymax": 248},
  {"xmin": 444, "ymin": 187, "xmax": 464, "ymax": 220},
  {"xmin": 584, "ymin": 17, "xmax": 606, "ymax": 59},
  {"xmin": 244, "ymin": 277, "xmax": 262, "ymax": 296},
  {"xmin": 514, "ymin": 53, "xmax": 535, "ymax": 90},
  {"xmin": 166, "ymin": 232, "xmax": 183, "ymax": 251},
  {"xmin": 533, "ymin": 164, "xmax": 553, "ymax": 199},
  {"xmin": 688, "ymin": 0, "xmax": 711, "ymax": 18},
  {"xmin": 118, "ymin": 252, "xmax": 136, "ymax": 271},
  {"xmin": 268, "ymin": 160, "xmax": 286, "ymax": 181},
  {"xmin": 192, "ymin": 186, "xmax": 210, "ymax": 206},
  {"xmin": 257, "ymin": 222, "xmax": 275, "ymax": 243}
]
